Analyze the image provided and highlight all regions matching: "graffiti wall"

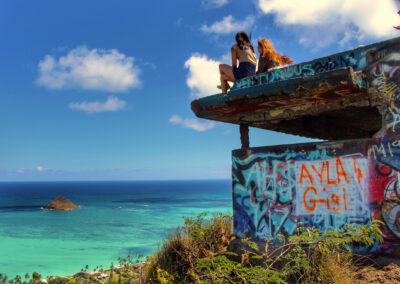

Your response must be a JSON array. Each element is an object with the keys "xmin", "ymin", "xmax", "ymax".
[
  {"xmin": 232, "ymin": 39, "xmax": 400, "ymax": 253},
  {"xmin": 233, "ymin": 143, "xmax": 400, "ymax": 253}
]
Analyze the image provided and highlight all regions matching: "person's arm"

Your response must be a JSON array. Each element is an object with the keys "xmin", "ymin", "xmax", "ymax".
[{"xmin": 231, "ymin": 46, "xmax": 238, "ymax": 68}]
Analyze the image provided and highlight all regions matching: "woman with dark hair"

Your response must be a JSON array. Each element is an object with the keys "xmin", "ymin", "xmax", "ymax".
[
  {"xmin": 256, "ymin": 38, "xmax": 293, "ymax": 75},
  {"xmin": 219, "ymin": 31, "xmax": 257, "ymax": 92}
]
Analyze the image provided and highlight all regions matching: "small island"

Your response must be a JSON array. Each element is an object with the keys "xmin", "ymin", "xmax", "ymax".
[{"xmin": 44, "ymin": 196, "xmax": 79, "ymax": 211}]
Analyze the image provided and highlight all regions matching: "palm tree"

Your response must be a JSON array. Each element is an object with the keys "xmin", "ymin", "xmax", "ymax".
[{"xmin": 13, "ymin": 275, "xmax": 21, "ymax": 284}]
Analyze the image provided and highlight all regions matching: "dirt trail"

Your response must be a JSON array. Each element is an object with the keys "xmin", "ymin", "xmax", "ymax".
[{"xmin": 355, "ymin": 257, "xmax": 400, "ymax": 284}]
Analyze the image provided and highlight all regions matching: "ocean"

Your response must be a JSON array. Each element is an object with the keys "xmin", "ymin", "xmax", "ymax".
[{"xmin": 0, "ymin": 180, "xmax": 232, "ymax": 278}]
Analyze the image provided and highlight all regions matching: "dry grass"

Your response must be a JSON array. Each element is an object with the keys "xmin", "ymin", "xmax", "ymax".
[
  {"xmin": 144, "ymin": 213, "xmax": 233, "ymax": 282},
  {"xmin": 314, "ymin": 252, "xmax": 355, "ymax": 284}
]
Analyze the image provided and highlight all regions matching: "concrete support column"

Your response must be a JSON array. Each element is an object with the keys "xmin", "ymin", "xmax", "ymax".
[{"xmin": 240, "ymin": 124, "xmax": 249, "ymax": 149}]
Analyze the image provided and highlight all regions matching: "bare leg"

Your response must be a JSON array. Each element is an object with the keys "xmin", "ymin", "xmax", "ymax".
[
  {"xmin": 219, "ymin": 64, "xmax": 235, "ymax": 92},
  {"xmin": 220, "ymin": 75, "xmax": 231, "ymax": 92}
]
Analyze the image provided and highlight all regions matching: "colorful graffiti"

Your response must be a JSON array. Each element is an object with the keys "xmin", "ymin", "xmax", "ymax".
[
  {"xmin": 233, "ymin": 51, "xmax": 360, "ymax": 90},
  {"xmin": 233, "ymin": 145, "xmax": 400, "ymax": 252},
  {"xmin": 232, "ymin": 38, "xmax": 400, "ymax": 253}
]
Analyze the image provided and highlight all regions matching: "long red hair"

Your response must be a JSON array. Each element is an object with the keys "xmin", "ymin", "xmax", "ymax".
[{"xmin": 258, "ymin": 38, "xmax": 293, "ymax": 65}]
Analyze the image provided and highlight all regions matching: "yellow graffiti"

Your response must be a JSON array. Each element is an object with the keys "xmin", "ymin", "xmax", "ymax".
[{"xmin": 384, "ymin": 81, "xmax": 398, "ymax": 105}]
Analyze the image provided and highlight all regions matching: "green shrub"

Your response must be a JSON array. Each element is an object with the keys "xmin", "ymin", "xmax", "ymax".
[
  {"xmin": 146, "ymin": 213, "xmax": 383, "ymax": 284},
  {"xmin": 192, "ymin": 255, "xmax": 285, "ymax": 284},
  {"xmin": 275, "ymin": 221, "xmax": 383, "ymax": 283},
  {"xmin": 145, "ymin": 212, "xmax": 233, "ymax": 282}
]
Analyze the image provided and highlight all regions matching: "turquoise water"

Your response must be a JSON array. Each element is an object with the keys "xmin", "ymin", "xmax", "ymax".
[{"xmin": 0, "ymin": 180, "xmax": 232, "ymax": 278}]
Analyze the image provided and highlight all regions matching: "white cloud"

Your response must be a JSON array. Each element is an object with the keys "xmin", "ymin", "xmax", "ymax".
[
  {"xmin": 201, "ymin": 15, "xmax": 255, "ymax": 34},
  {"xmin": 258, "ymin": 0, "xmax": 399, "ymax": 47},
  {"xmin": 36, "ymin": 166, "xmax": 46, "ymax": 172},
  {"xmin": 144, "ymin": 62, "xmax": 157, "ymax": 70},
  {"xmin": 169, "ymin": 115, "xmax": 215, "ymax": 131},
  {"xmin": 169, "ymin": 115, "xmax": 182, "ymax": 124},
  {"xmin": 202, "ymin": 0, "xmax": 229, "ymax": 9},
  {"xmin": 175, "ymin": 17, "xmax": 183, "ymax": 27},
  {"xmin": 37, "ymin": 46, "xmax": 140, "ymax": 91},
  {"xmin": 184, "ymin": 53, "xmax": 221, "ymax": 98},
  {"xmin": 69, "ymin": 96, "xmax": 127, "ymax": 114},
  {"xmin": 14, "ymin": 166, "xmax": 48, "ymax": 174}
]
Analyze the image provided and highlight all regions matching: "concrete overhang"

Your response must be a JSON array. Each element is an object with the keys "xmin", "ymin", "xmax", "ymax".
[{"xmin": 190, "ymin": 38, "xmax": 400, "ymax": 140}]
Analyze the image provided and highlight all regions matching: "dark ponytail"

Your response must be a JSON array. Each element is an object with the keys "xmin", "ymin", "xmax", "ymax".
[{"xmin": 235, "ymin": 31, "xmax": 254, "ymax": 52}]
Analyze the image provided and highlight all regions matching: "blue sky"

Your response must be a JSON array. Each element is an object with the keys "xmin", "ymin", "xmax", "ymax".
[{"xmin": 1, "ymin": 0, "xmax": 399, "ymax": 181}]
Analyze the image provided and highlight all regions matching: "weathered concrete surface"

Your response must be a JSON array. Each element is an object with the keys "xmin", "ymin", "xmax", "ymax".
[{"xmin": 191, "ymin": 37, "xmax": 400, "ymax": 140}]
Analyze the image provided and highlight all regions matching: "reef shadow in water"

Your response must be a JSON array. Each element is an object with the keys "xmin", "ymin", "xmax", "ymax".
[
  {"xmin": 113, "ymin": 197, "xmax": 231, "ymax": 204},
  {"xmin": 0, "ymin": 205, "xmax": 43, "ymax": 212}
]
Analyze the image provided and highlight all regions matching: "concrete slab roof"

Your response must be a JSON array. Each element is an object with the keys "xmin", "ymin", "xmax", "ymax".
[{"xmin": 191, "ymin": 37, "xmax": 400, "ymax": 140}]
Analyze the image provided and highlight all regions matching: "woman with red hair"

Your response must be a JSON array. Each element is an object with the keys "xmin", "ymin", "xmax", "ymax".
[{"xmin": 256, "ymin": 38, "xmax": 293, "ymax": 75}]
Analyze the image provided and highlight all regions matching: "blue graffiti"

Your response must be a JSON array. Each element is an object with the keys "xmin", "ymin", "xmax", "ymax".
[
  {"xmin": 233, "ymin": 51, "xmax": 360, "ymax": 90},
  {"xmin": 232, "ymin": 149, "xmax": 335, "ymax": 239}
]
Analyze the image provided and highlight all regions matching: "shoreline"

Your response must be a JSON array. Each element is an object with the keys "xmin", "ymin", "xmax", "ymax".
[{"xmin": 1, "ymin": 262, "xmax": 145, "ymax": 284}]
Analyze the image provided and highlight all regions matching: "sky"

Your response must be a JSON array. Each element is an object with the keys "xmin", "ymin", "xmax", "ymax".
[{"xmin": 1, "ymin": 0, "xmax": 399, "ymax": 181}]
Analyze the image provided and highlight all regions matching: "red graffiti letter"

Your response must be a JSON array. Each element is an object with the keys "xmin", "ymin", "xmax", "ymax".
[
  {"xmin": 312, "ymin": 162, "xmax": 325, "ymax": 185},
  {"xmin": 342, "ymin": 188, "xmax": 348, "ymax": 210},
  {"xmin": 331, "ymin": 193, "xmax": 340, "ymax": 213},
  {"xmin": 303, "ymin": 186, "xmax": 317, "ymax": 212},
  {"xmin": 300, "ymin": 164, "xmax": 314, "ymax": 185},
  {"xmin": 326, "ymin": 161, "xmax": 337, "ymax": 185},
  {"xmin": 353, "ymin": 157, "xmax": 363, "ymax": 185},
  {"xmin": 336, "ymin": 158, "xmax": 350, "ymax": 184}
]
